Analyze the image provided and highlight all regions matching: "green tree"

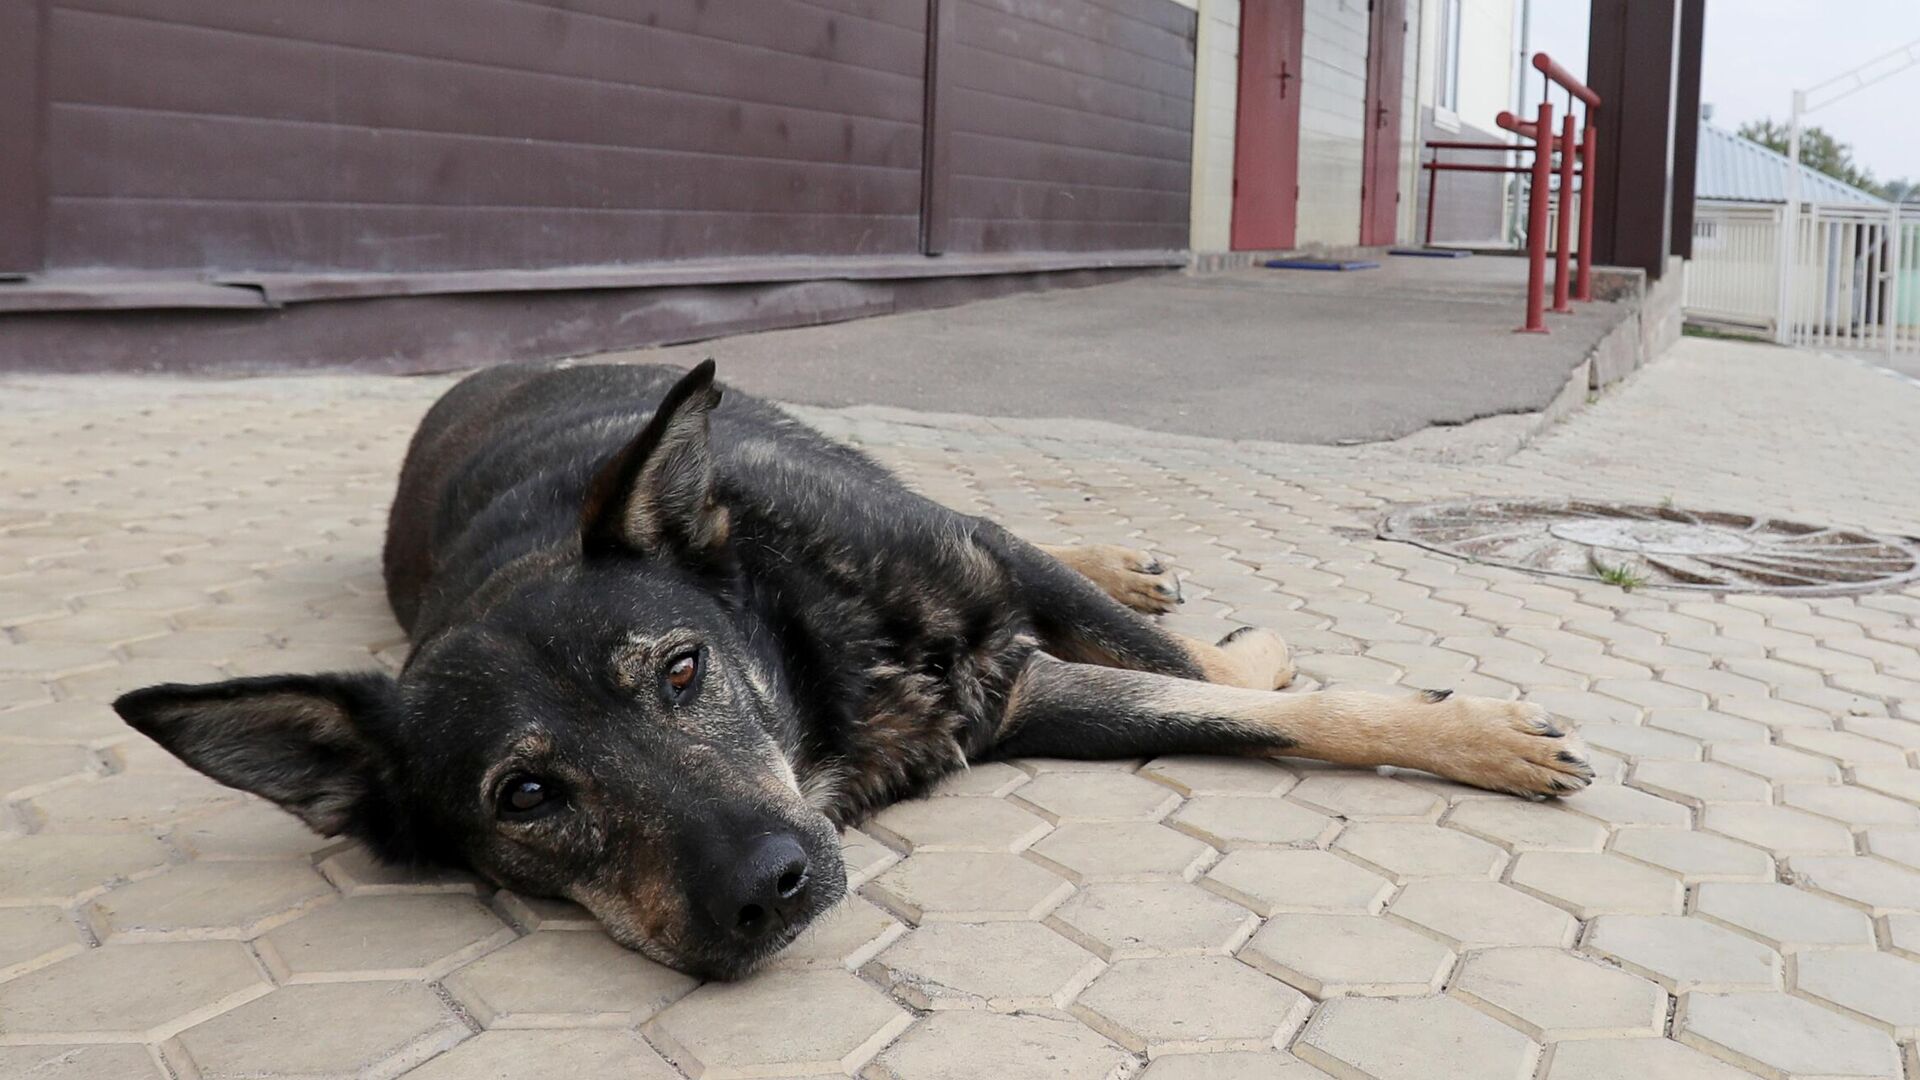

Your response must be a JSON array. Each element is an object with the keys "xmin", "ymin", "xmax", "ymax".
[{"xmin": 1739, "ymin": 118, "xmax": 1884, "ymax": 195}]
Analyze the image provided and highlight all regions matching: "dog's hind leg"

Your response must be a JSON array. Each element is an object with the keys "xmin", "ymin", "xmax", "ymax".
[
  {"xmin": 1032, "ymin": 542, "xmax": 1182, "ymax": 615},
  {"xmin": 991, "ymin": 655, "xmax": 1593, "ymax": 798}
]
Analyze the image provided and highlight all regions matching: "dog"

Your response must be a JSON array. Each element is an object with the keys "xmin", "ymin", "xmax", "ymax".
[{"xmin": 114, "ymin": 360, "xmax": 1593, "ymax": 979}]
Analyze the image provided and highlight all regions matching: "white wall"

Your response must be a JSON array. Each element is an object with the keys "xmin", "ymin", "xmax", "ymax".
[{"xmin": 1189, "ymin": 0, "xmax": 1241, "ymax": 251}]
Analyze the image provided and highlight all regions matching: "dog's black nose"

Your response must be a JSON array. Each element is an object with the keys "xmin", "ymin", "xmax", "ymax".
[{"xmin": 709, "ymin": 832, "xmax": 811, "ymax": 941}]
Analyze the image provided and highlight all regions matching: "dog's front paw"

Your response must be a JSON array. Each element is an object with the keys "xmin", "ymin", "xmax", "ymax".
[
  {"xmin": 1420, "ymin": 693, "xmax": 1593, "ymax": 798},
  {"xmin": 1078, "ymin": 543, "xmax": 1183, "ymax": 614}
]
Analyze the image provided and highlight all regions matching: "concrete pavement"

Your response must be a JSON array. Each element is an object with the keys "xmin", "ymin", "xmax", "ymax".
[
  {"xmin": 2, "ymin": 337, "xmax": 1920, "ymax": 1078},
  {"xmin": 607, "ymin": 256, "xmax": 1625, "ymax": 445}
]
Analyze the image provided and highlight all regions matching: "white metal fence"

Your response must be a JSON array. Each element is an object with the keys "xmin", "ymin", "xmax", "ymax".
[{"xmin": 1687, "ymin": 200, "xmax": 1918, "ymax": 356}]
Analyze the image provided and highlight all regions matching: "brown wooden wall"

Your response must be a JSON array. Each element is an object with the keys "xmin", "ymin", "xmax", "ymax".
[
  {"xmin": 933, "ymin": 0, "xmax": 1194, "ymax": 253},
  {"xmin": 19, "ymin": 0, "xmax": 1194, "ymax": 280}
]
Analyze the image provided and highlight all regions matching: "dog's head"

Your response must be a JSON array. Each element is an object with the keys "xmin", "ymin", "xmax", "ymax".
[{"xmin": 113, "ymin": 362, "xmax": 844, "ymax": 979}]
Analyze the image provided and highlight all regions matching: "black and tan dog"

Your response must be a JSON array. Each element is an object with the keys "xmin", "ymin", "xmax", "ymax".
[{"xmin": 114, "ymin": 361, "xmax": 1592, "ymax": 978}]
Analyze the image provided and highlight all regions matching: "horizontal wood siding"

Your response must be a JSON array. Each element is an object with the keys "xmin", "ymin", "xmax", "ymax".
[
  {"xmin": 42, "ymin": 0, "xmax": 929, "ymax": 272},
  {"xmin": 940, "ymin": 0, "xmax": 1195, "ymax": 252}
]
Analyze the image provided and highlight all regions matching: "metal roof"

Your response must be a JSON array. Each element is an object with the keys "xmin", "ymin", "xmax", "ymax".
[{"xmin": 1696, "ymin": 121, "xmax": 1889, "ymax": 207}]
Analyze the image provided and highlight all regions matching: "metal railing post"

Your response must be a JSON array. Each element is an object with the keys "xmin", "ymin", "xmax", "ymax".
[
  {"xmin": 1889, "ymin": 203, "xmax": 1904, "ymax": 363},
  {"xmin": 1552, "ymin": 113, "xmax": 1576, "ymax": 313},
  {"xmin": 1576, "ymin": 123, "xmax": 1597, "ymax": 301},
  {"xmin": 1520, "ymin": 99, "xmax": 1554, "ymax": 333}
]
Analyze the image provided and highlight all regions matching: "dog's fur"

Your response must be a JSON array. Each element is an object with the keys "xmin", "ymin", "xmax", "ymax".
[{"xmin": 115, "ymin": 361, "xmax": 1592, "ymax": 978}]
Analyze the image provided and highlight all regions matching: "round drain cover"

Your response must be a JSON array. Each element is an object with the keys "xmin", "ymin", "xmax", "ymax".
[{"xmin": 1379, "ymin": 499, "xmax": 1920, "ymax": 595}]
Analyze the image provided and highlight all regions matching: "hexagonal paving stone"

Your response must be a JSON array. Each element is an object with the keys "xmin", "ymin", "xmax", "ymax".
[
  {"xmin": 403, "ymin": 1029, "xmax": 681, "ymax": 1080},
  {"xmin": 926, "ymin": 761, "xmax": 1029, "ymax": 797},
  {"xmin": 1286, "ymin": 773, "xmax": 1442, "ymax": 820},
  {"xmin": 1702, "ymin": 804, "xmax": 1856, "ymax": 856},
  {"xmin": 443, "ymin": 930, "xmax": 697, "ymax": 1027},
  {"xmin": 24, "ymin": 771, "xmax": 239, "ymax": 832},
  {"xmin": 1629, "ymin": 761, "xmax": 1771, "ymax": 806},
  {"xmin": 1048, "ymin": 880, "xmax": 1258, "ymax": 960},
  {"xmin": 842, "ymin": 828, "xmax": 900, "ymax": 888},
  {"xmin": 1781, "ymin": 782, "xmax": 1920, "ymax": 826},
  {"xmin": 1781, "ymin": 728, "xmax": 1911, "ymax": 767},
  {"xmin": 1709, "ymin": 742, "xmax": 1843, "ymax": 783},
  {"xmin": 1139, "ymin": 1052, "xmax": 1335, "ymax": 1078},
  {"xmin": 1072, "ymin": 955, "xmax": 1310, "ymax": 1057},
  {"xmin": 1009, "ymin": 772, "xmax": 1182, "ymax": 823},
  {"xmin": 1790, "ymin": 855, "xmax": 1920, "ymax": 914},
  {"xmin": 317, "ymin": 844, "xmax": 486, "ymax": 895},
  {"xmin": 1331, "ymin": 821, "xmax": 1505, "ymax": 881},
  {"xmin": 866, "ymin": 1011, "xmax": 1133, "ymax": 1080},
  {"xmin": 1023, "ymin": 822, "xmax": 1216, "ymax": 883},
  {"xmin": 256, "ymin": 893, "xmax": 514, "ymax": 981},
  {"xmin": 165, "ymin": 799, "xmax": 336, "ymax": 860},
  {"xmin": 173, "ymin": 981, "xmax": 467, "ymax": 1080},
  {"xmin": 864, "ymin": 921, "xmax": 1103, "ymax": 1010},
  {"xmin": 493, "ymin": 891, "xmax": 600, "ymax": 932},
  {"xmin": 1679, "ymin": 992, "xmax": 1902, "ymax": 1079},
  {"xmin": 1542, "ymin": 1037, "xmax": 1764, "ymax": 1079},
  {"xmin": 1889, "ymin": 913, "xmax": 1920, "ymax": 960},
  {"xmin": 1509, "ymin": 851, "xmax": 1685, "ymax": 917},
  {"xmin": 864, "ymin": 796, "xmax": 1052, "ymax": 853},
  {"xmin": 85, "ymin": 860, "xmax": 334, "ymax": 941},
  {"xmin": 1609, "ymin": 827, "xmax": 1774, "ymax": 883},
  {"xmin": 766, "ymin": 894, "xmax": 904, "ymax": 971},
  {"xmin": 0, "ymin": 906, "xmax": 84, "ymax": 980},
  {"xmin": 0, "ymin": 1045, "xmax": 168, "ymax": 1080},
  {"xmin": 1167, "ymin": 795, "xmax": 1337, "ymax": 849},
  {"xmin": 0, "ymin": 833, "xmax": 174, "ymax": 906},
  {"xmin": 1692, "ymin": 882, "xmax": 1875, "ymax": 952},
  {"xmin": 0, "ymin": 744, "xmax": 95, "ymax": 799},
  {"xmin": 1583, "ymin": 915, "xmax": 1781, "ymax": 992},
  {"xmin": 1239, "ymin": 913, "xmax": 1454, "ymax": 998},
  {"xmin": 1388, "ymin": 880, "xmax": 1578, "ymax": 948},
  {"xmin": 1141, "ymin": 755, "xmax": 1296, "ymax": 796},
  {"xmin": 865, "ymin": 851, "xmax": 1073, "ymax": 922},
  {"xmin": 1854, "ymin": 767, "xmax": 1920, "ymax": 804},
  {"xmin": 1203, "ymin": 849, "xmax": 1393, "ymax": 916},
  {"xmin": 645, "ymin": 968, "xmax": 912, "ymax": 1077},
  {"xmin": 1795, "ymin": 949, "xmax": 1920, "ymax": 1037},
  {"xmin": 1445, "ymin": 799, "xmax": 1607, "ymax": 852},
  {"xmin": 1867, "ymin": 825, "xmax": 1920, "ymax": 870},
  {"xmin": 1559, "ymin": 782, "xmax": 1691, "ymax": 828},
  {"xmin": 0, "ymin": 941, "xmax": 270, "ymax": 1041},
  {"xmin": 1297, "ymin": 995, "xmax": 1539, "ymax": 1080},
  {"xmin": 1449, "ymin": 947, "xmax": 1665, "ymax": 1039}
]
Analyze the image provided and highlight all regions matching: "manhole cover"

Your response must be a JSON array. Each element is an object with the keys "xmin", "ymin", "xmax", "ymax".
[{"xmin": 1379, "ymin": 500, "xmax": 1920, "ymax": 595}]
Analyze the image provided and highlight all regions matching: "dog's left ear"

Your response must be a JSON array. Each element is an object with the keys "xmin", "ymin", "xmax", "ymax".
[
  {"xmin": 580, "ymin": 359, "xmax": 730, "ymax": 562},
  {"xmin": 112, "ymin": 672, "xmax": 404, "ymax": 841}
]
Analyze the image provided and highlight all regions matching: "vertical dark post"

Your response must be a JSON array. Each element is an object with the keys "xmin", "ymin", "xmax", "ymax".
[
  {"xmin": 1552, "ymin": 113, "xmax": 1576, "ymax": 313},
  {"xmin": 1425, "ymin": 155, "xmax": 1439, "ymax": 247},
  {"xmin": 919, "ymin": 0, "xmax": 957, "ymax": 256},
  {"xmin": 1576, "ymin": 124, "xmax": 1598, "ymax": 300},
  {"xmin": 0, "ymin": 0, "xmax": 48, "ymax": 277},
  {"xmin": 1668, "ymin": 0, "xmax": 1706, "ymax": 260},
  {"xmin": 1521, "ymin": 100, "xmax": 1554, "ymax": 333},
  {"xmin": 1585, "ymin": 0, "xmax": 1682, "ymax": 280}
]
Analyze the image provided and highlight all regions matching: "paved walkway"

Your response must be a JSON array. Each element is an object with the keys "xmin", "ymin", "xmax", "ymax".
[
  {"xmin": 601, "ymin": 255, "xmax": 1624, "ymax": 445},
  {"xmin": 2, "ymin": 337, "xmax": 1919, "ymax": 1079}
]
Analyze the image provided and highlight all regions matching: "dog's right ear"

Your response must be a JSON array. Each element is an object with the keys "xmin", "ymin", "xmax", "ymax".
[
  {"xmin": 112, "ymin": 672, "xmax": 402, "ymax": 839},
  {"xmin": 579, "ymin": 359, "xmax": 730, "ymax": 562}
]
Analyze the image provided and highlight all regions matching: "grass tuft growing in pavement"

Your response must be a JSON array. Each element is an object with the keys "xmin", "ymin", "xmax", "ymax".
[{"xmin": 1587, "ymin": 551, "xmax": 1648, "ymax": 591}]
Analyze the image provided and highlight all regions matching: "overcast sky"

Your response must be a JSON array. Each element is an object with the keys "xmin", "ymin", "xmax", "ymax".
[{"xmin": 1526, "ymin": 1, "xmax": 1920, "ymax": 185}]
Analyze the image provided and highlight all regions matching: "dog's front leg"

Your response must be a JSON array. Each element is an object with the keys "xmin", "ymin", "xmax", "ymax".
[{"xmin": 990, "ymin": 654, "xmax": 1594, "ymax": 799}]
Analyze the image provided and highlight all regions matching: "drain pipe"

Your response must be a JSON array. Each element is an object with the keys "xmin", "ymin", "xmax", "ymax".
[{"xmin": 1508, "ymin": 0, "xmax": 1532, "ymax": 247}]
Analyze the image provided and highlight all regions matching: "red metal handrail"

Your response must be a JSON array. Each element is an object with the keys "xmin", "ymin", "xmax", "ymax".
[{"xmin": 1533, "ymin": 52, "xmax": 1600, "ymax": 108}]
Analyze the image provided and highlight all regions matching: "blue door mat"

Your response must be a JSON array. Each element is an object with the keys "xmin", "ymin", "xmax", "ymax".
[
  {"xmin": 1264, "ymin": 258, "xmax": 1380, "ymax": 271},
  {"xmin": 1388, "ymin": 247, "xmax": 1474, "ymax": 258}
]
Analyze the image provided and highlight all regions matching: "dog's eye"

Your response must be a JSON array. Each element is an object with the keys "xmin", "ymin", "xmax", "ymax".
[
  {"xmin": 497, "ymin": 775, "xmax": 557, "ymax": 818},
  {"xmin": 661, "ymin": 648, "xmax": 704, "ymax": 706}
]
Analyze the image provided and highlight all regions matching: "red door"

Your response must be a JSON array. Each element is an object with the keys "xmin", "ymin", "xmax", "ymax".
[
  {"xmin": 1231, "ymin": 0, "xmax": 1304, "ymax": 250},
  {"xmin": 1359, "ymin": 0, "xmax": 1407, "ymax": 246}
]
